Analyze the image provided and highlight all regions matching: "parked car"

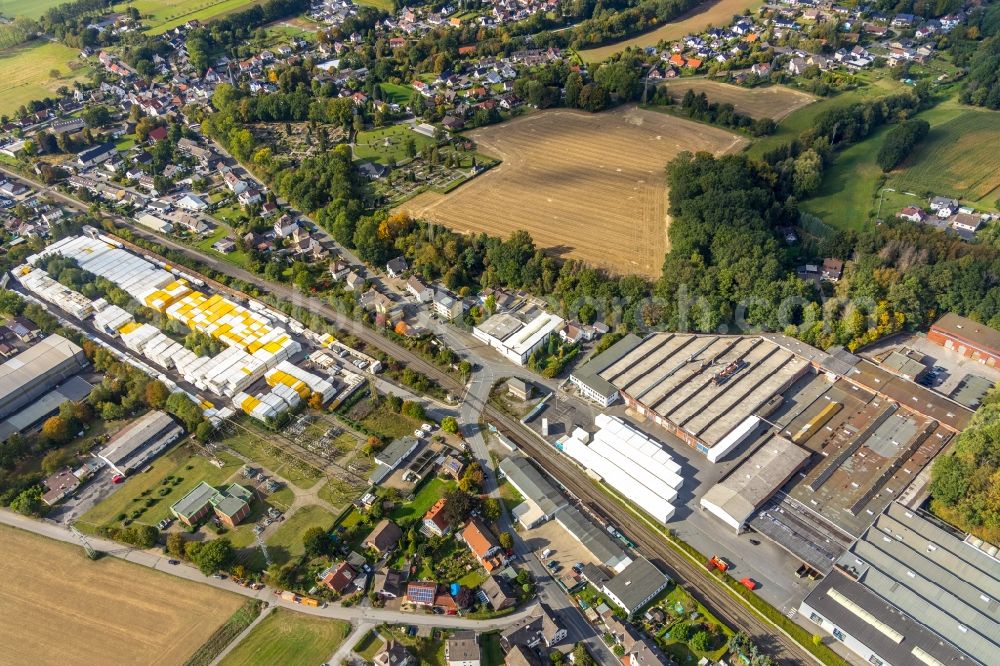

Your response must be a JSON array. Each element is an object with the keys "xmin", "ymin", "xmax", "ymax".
[{"xmin": 167, "ymin": 559, "xmax": 180, "ymax": 565}]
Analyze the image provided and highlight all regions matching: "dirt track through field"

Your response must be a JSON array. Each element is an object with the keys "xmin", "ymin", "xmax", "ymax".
[
  {"xmin": 0, "ymin": 525, "xmax": 242, "ymax": 666},
  {"xmin": 661, "ymin": 80, "xmax": 816, "ymax": 120},
  {"xmin": 401, "ymin": 106, "xmax": 745, "ymax": 279}
]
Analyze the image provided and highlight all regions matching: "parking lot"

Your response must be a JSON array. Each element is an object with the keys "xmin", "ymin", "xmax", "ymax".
[
  {"xmin": 861, "ymin": 333, "xmax": 1000, "ymax": 399},
  {"xmin": 522, "ymin": 519, "xmax": 599, "ymax": 575}
]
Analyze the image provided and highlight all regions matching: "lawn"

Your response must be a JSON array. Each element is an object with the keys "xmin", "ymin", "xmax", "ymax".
[
  {"xmin": 116, "ymin": 0, "xmax": 265, "ymax": 35},
  {"xmin": 195, "ymin": 225, "xmax": 250, "ymax": 269},
  {"xmin": 219, "ymin": 609, "xmax": 351, "ymax": 666},
  {"xmin": 353, "ymin": 124, "xmax": 435, "ymax": 166},
  {"xmin": 355, "ymin": 0, "xmax": 396, "ymax": 11},
  {"xmin": 0, "ymin": 40, "xmax": 91, "ymax": 118},
  {"xmin": 75, "ymin": 443, "xmax": 241, "ymax": 532},
  {"xmin": 387, "ymin": 476, "xmax": 455, "ymax": 524},
  {"xmin": 0, "ymin": 0, "xmax": 67, "ymax": 19},
  {"xmin": 799, "ymin": 124, "xmax": 892, "ymax": 232},
  {"xmin": 266, "ymin": 504, "xmax": 336, "ymax": 565},
  {"xmin": 354, "ymin": 628, "xmax": 385, "ymax": 661},
  {"xmin": 379, "ymin": 82, "xmax": 416, "ymax": 105},
  {"xmin": 220, "ymin": 423, "xmax": 324, "ymax": 489},
  {"xmin": 115, "ymin": 135, "xmax": 136, "ymax": 151}
]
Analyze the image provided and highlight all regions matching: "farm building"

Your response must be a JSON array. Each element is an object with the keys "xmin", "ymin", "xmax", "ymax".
[
  {"xmin": 800, "ymin": 502, "xmax": 1000, "ymax": 666},
  {"xmin": 561, "ymin": 415, "xmax": 683, "ymax": 524},
  {"xmin": 98, "ymin": 411, "xmax": 185, "ymax": 477},
  {"xmin": 473, "ymin": 310, "xmax": 565, "ymax": 366},
  {"xmin": 699, "ymin": 435, "xmax": 810, "ymax": 532},
  {"xmin": 0, "ymin": 334, "xmax": 88, "ymax": 422},
  {"xmin": 498, "ymin": 455, "xmax": 568, "ymax": 528},
  {"xmin": 601, "ymin": 557, "xmax": 670, "ymax": 617},
  {"xmin": 928, "ymin": 313, "xmax": 1000, "ymax": 367},
  {"xmin": 170, "ymin": 481, "xmax": 253, "ymax": 527}
]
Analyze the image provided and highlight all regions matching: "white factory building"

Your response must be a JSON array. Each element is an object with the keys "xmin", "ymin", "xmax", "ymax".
[
  {"xmin": 473, "ymin": 310, "xmax": 564, "ymax": 366},
  {"xmin": 561, "ymin": 414, "xmax": 683, "ymax": 523}
]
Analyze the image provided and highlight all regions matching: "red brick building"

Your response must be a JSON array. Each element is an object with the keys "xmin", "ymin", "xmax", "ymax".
[{"xmin": 928, "ymin": 313, "xmax": 1000, "ymax": 367}]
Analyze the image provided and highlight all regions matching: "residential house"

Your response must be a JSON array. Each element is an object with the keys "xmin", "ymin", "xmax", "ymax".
[
  {"xmin": 460, "ymin": 518, "xmax": 507, "ymax": 572},
  {"xmin": 433, "ymin": 290, "xmax": 464, "ymax": 319},
  {"xmin": 930, "ymin": 196, "xmax": 959, "ymax": 214},
  {"xmin": 951, "ymin": 212, "xmax": 983, "ymax": 233},
  {"xmin": 504, "ymin": 645, "xmax": 544, "ymax": 666},
  {"xmin": 274, "ymin": 215, "xmax": 298, "ymax": 238},
  {"xmin": 386, "ymin": 256, "xmax": 408, "ymax": 278},
  {"xmin": 423, "ymin": 497, "xmax": 451, "ymax": 536},
  {"xmin": 319, "ymin": 561, "xmax": 358, "ymax": 593},
  {"xmin": 364, "ymin": 519, "xmax": 403, "ymax": 554},
  {"xmin": 77, "ymin": 142, "xmax": 118, "ymax": 168},
  {"xmin": 406, "ymin": 580, "xmax": 437, "ymax": 606},
  {"xmin": 238, "ymin": 188, "xmax": 262, "ymax": 206},
  {"xmin": 446, "ymin": 631, "xmax": 480, "ymax": 666},
  {"xmin": 481, "ymin": 575, "xmax": 517, "ymax": 611},
  {"xmin": 374, "ymin": 640, "xmax": 415, "ymax": 666},
  {"xmin": 499, "ymin": 603, "xmax": 566, "ymax": 651},
  {"xmin": 441, "ymin": 455, "xmax": 465, "ymax": 481},
  {"xmin": 373, "ymin": 569, "xmax": 406, "ymax": 598},
  {"xmin": 821, "ymin": 258, "xmax": 844, "ymax": 282},
  {"xmin": 898, "ymin": 206, "xmax": 925, "ymax": 223},
  {"xmin": 407, "ymin": 275, "xmax": 433, "ymax": 302},
  {"xmin": 345, "ymin": 271, "xmax": 365, "ymax": 292}
]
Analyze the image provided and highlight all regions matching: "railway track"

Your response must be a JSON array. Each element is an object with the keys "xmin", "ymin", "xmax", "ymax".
[
  {"xmin": 488, "ymin": 410, "xmax": 818, "ymax": 666},
  {"xmin": 6, "ymin": 165, "xmax": 818, "ymax": 662}
]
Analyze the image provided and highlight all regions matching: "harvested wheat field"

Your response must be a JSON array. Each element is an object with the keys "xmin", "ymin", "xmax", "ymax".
[
  {"xmin": 580, "ymin": 0, "xmax": 763, "ymax": 61},
  {"xmin": 401, "ymin": 106, "xmax": 745, "ymax": 278},
  {"xmin": 0, "ymin": 525, "xmax": 243, "ymax": 666},
  {"xmin": 661, "ymin": 80, "xmax": 815, "ymax": 120}
]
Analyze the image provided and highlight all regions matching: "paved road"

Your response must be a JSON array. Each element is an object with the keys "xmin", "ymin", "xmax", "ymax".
[
  {"xmin": 4, "ymin": 167, "xmax": 814, "ymax": 663},
  {"xmin": 0, "ymin": 509, "xmax": 545, "ymax": 630}
]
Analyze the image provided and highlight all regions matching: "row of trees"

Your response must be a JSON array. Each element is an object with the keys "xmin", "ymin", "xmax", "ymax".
[{"xmin": 876, "ymin": 118, "xmax": 930, "ymax": 171}]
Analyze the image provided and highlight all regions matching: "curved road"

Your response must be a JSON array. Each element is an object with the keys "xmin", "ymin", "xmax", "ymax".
[{"xmin": 6, "ymin": 167, "xmax": 818, "ymax": 664}]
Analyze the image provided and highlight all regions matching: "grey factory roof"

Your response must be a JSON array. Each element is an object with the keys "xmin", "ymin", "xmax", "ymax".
[
  {"xmin": 598, "ymin": 333, "xmax": 810, "ymax": 447},
  {"xmin": 374, "ymin": 436, "xmax": 420, "ymax": 470},
  {"xmin": 0, "ymin": 375, "xmax": 92, "ymax": 441},
  {"xmin": 949, "ymin": 374, "xmax": 994, "ymax": 410},
  {"xmin": 602, "ymin": 558, "xmax": 670, "ymax": 613},
  {"xmin": 803, "ymin": 569, "xmax": 969, "ymax": 666},
  {"xmin": 569, "ymin": 333, "xmax": 643, "ymax": 399},
  {"xmin": 700, "ymin": 435, "xmax": 810, "ymax": 528},
  {"xmin": 837, "ymin": 502, "xmax": 1000, "ymax": 665},
  {"xmin": 476, "ymin": 312, "xmax": 524, "ymax": 341},
  {"xmin": 881, "ymin": 348, "xmax": 927, "ymax": 379},
  {"xmin": 98, "ymin": 410, "xmax": 182, "ymax": 470},
  {"xmin": 0, "ymin": 334, "xmax": 86, "ymax": 419},
  {"xmin": 499, "ymin": 455, "xmax": 566, "ymax": 518},
  {"xmin": 556, "ymin": 506, "xmax": 632, "ymax": 570}
]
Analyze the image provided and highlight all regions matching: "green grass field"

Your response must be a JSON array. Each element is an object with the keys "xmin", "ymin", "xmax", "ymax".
[
  {"xmin": 0, "ymin": 40, "xmax": 91, "ymax": 118},
  {"xmin": 353, "ymin": 124, "xmax": 435, "ymax": 166},
  {"xmin": 801, "ymin": 98, "xmax": 1000, "ymax": 231},
  {"xmin": 888, "ymin": 107, "xmax": 1000, "ymax": 208},
  {"xmin": 76, "ymin": 443, "xmax": 241, "ymax": 532},
  {"xmin": 115, "ymin": 0, "xmax": 264, "ymax": 35},
  {"xmin": 387, "ymin": 477, "xmax": 455, "ymax": 524},
  {"xmin": 379, "ymin": 82, "xmax": 416, "ymax": 105},
  {"xmin": 265, "ymin": 504, "xmax": 336, "ymax": 565},
  {"xmin": 219, "ymin": 609, "xmax": 350, "ymax": 666},
  {"xmin": 0, "ymin": 0, "xmax": 67, "ymax": 19}
]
